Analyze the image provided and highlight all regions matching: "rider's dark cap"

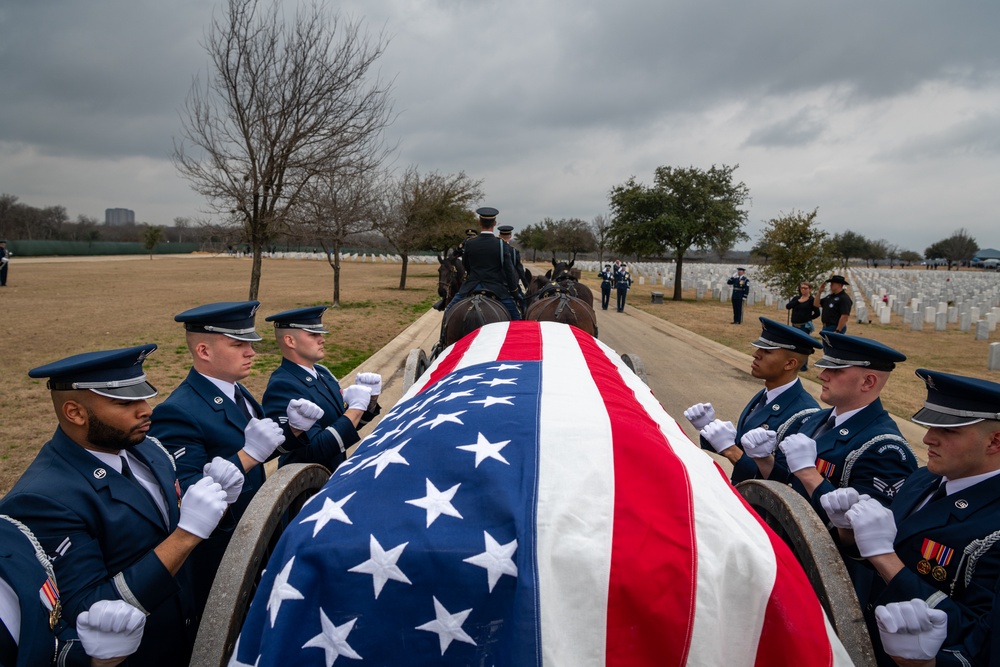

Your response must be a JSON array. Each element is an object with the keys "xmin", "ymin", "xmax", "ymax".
[
  {"xmin": 266, "ymin": 306, "xmax": 328, "ymax": 334},
  {"xmin": 30, "ymin": 344, "xmax": 158, "ymax": 400},
  {"xmin": 175, "ymin": 301, "xmax": 262, "ymax": 341},
  {"xmin": 751, "ymin": 317, "xmax": 822, "ymax": 356},
  {"xmin": 475, "ymin": 207, "xmax": 499, "ymax": 220},
  {"xmin": 912, "ymin": 369, "xmax": 1000, "ymax": 427},
  {"xmin": 814, "ymin": 332, "xmax": 905, "ymax": 372},
  {"xmin": 497, "ymin": 225, "xmax": 513, "ymax": 234},
  {"xmin": 465, "ymin": 228, "xmax": 478, "ymax": 238}
]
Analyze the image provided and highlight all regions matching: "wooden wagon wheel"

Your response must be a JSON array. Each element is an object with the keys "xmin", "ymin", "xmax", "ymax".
[
  {"xmin": 402, "ymin": 347, "xmax": 430, "ymax": 393},
  {"xmin": 736, "ymin": 479, "xmax": 877, "ymax": 667},
  {"xmin": 620, "ymin": 353, "xmax": 648, "ymax": 385},
  {"xmin": 190, "ymin": 463, "xmax": 331, "ymax": 667}
]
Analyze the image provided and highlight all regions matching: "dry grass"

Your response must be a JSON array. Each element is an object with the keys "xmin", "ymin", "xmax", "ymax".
[
  {"xmin": 575, "ymin": 273, "xmax": 999, "ymax": 422},
  {"xmin": 0, "ymin": 255, "xmax": 438, "ymax": 494}
]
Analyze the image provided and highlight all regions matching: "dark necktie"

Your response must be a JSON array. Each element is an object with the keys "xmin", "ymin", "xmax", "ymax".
[
  {"xmin": 120, "ymin": 455, "xmax": 138, "ymax": 483},
  {"xmin": 813, "ymin": 413, "xmax": 837, "ymax": 439},
  {"xmin": 749, "ymin": 392, "xmax": 768, "ymax": 416},
  {"xmin": 234, "ymin": 386, "xmax": 253, "ymax": 420},
  {"xmin": 928, "ymin": 482, "xmax": 948, "ymax": 504}
]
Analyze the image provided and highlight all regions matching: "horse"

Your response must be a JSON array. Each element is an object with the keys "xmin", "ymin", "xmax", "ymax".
[
  {"xmin": 439, "ymin": 292, "xmax": 511, "ymax": 350},
  {"xmin": 525, "ymin": 292, "xmax": 598, "ymax": 337},
  {"xmin": 543, "ymin": 259, "xmax": 594, "ymax": 307},
  {"xmin": 435, "ymin": 254, "xmax": 465, "ymax": 311}
]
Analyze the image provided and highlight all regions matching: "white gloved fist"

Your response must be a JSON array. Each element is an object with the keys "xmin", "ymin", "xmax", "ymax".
[
  {"xmin": 356, "ymin": 372, "xmax": 382, "ymax": 397},
  {"xmin": 846, "ymin": 498, "xmax": 897, "ymax": 558},
  {"xmin": 203, "ymin": 457, "xmax": 244, "ymax": 504},
  {"xmin": 342, "ymin": 384, "xmax": 372, "ymax": 411},
  {"xmin": 820, "ymin": 488, "xmax": 870, "ymax": 529},
  {"xmin": 683, "ymin": 402, "xmax": 715, "ymax": 431},
  {"xmin": 76, "ymin": 600, "xmax": 146, "ymax": 660},
  {"xmin": 242, "ymin": 417, "xmax": 285, "ymax": 463},
  {"xmin": 177, "ymin": 477, "xmax": 227, "ymax": 539},
  {"xmin": 875, "ymin": 599, "xmax": 948, "ymax": 661},
  {"xmin": 287, "ymin": 398, "xmax": 324, "ymax": 431},
  {"xmin": 779, "ymin": 433, "xmax": 818, "ymax": 473},
  {"xmin": 740, "ymin": 427, "xmax": 777, "ymax": 459},
  {"xmin": 700, "ymin": 419, "xmax": 737, "ymax": 454}
]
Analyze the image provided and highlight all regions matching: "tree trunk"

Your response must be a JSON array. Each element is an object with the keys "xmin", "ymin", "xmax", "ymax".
[
  {"xmin": 248, "ymin": 241, "xmax": 263, "ymax": 300},
  {"xmin": 398, "ymin": 253, "xmax": 409, "ymax": 289},
  {"xmin": 320, "ymin": 239, "xmax": 343, "ymax": 307},
  {"xmin": 672, "ymin": 252, "xmax": 685, "ymax": 301}
]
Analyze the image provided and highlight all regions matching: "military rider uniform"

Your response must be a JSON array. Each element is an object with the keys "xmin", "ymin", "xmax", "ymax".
[{"xmin": 451, "ymin": 208, "xmax": 520, "ymax": 320}]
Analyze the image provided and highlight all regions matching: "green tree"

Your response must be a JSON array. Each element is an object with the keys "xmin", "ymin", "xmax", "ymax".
[
  {"xmin": 899, "ymin": 249, "xmax": 922, "ymax": 266},
  {"xmin": 142, "ymin": 226, "xmax": 165, "ymax": 259},
  {"xmin": 928, "ymin": 228, "xmax": 979, "ymax": 270},
  {"xmin": 862, "ymin": 238, "xmax": 889, "ymax": 268},
  {"xmin": 752, "ymin": 208, "xmax": 837, "ymax": 299},
  {"xmin": 830, "ymin": 230, "xmax": 870, "ymax": 268},
  {"xmin": 547, "ymin": 218, "xmax": 596, "ymax": 261},
  {"xmin": 608, "ymin": 164, "xmax": 750, "ymax": 300},
  {"xmin": 514, "ymin": 223, "xmax": 548, "ymax": 261}
]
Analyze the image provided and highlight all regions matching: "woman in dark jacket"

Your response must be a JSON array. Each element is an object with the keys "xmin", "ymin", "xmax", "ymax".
[{"xmin": 785, "ymin": 281, "xmax": 820, "ymax": 369}]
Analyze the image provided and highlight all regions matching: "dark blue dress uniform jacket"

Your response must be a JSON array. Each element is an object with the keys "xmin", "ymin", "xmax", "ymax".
[
  {"xmin": 149, "ymin": 368, "xmax": 304, "ymax": 610},
  {"xmin": 457, "ymin": 233, "xmax": 518, "ymax": 299},
  {"xmin": 0, "ymin": 518, "xmax": 90, "ymax": 667},
  {"xmin": 0, "ymin": 429, "xmax": 197, "ymax": 666},
  {"xmin": 770, "ymin": 398, "xmax": 918, "ymax": 521},
  {"xmin": 861, "ymin": 468, "xmax": 1000, "ymax": 666},
  {"xmin": 700, "ymin": 380, "xmax": 820, "ymax": 484},
  {"xmin": 262, "ymin": 359, "xmax": 359, "ymax": 471}
]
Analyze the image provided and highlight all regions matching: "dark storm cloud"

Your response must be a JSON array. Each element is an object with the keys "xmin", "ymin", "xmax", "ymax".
[{"xmin": 743, "ymin": 108, "xmax": 826, "ymax": 148}]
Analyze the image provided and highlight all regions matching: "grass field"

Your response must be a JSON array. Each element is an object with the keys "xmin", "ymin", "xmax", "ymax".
[{"xmin": 0, "ymin": 254, "xmax": 438, "ymax": 494}]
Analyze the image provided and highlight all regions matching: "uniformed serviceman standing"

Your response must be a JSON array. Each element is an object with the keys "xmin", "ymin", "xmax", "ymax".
[
  {"xmin": 262, "ymin": 306, "xmax": 380, "ymax": 472},
  {"xmin": 821, "ymin": 370, "xmax": 1000, "ymax": 666},
  {"xmin": 149, "ymin": 302, "xmax": 324, "ymax": 614},
  {"xmin": 1, "ymin": 515, "xmax": 148, "ymax": 667},
  {"xmin": 597, "ymin": 264, "xmax": 614, "ymax": 311},
  {"xmin": 727, "ymin": 267, "xmax": 750, "ymax": 324},
  {"xmin": 0, "ymin": 240, "xmax": 10, "ymax": 287},
  {"xmin": 497, "ymin": 224, "xmax": 528, "ymax": 314},
  {"xmin": 820, "ymin": 274, "xmax": 853, "ymax": 334},
  {"xmin": 615, "ymin": 263, "xmax": 633, "ymax": 312},
  {"xmin": 686, "ymin": 317, "xmax": 822, "ymax": 485},
  {"xmin": 0, "ymin": 345, "xmax": 235, "ymax": 665},
  {"xmin": 449, "ymin": 207, "xmax": 520, "ymax": 320}
]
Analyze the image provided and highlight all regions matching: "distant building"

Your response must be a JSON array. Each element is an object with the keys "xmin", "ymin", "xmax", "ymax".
[{"xmin": 105, "ymin": 208, "xmax": 135, "ymax": 226}]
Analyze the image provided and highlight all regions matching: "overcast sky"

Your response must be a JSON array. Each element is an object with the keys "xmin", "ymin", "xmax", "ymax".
[{"xmin": 2, "ymin": 0, "xmax": 999, "ymax": 252}]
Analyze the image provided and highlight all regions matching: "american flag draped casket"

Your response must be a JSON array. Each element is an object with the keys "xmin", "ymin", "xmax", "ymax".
[{"xmin": 230, "ymin": 321, "xmax": 853, "ymax": 666}]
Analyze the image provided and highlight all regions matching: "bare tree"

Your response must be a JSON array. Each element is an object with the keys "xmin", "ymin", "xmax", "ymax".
[
  {"xmin": 174, "ymin": 0, "xmax": 395, "ymax": 299},
  {"xmin": 590, "ymin": 214, "xmax": 611, "ymax": 265}
]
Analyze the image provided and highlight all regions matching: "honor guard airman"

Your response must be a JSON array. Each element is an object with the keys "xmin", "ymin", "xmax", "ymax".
[
  {"xmin": 262, "ymin": 306, "xmax": 381, "ymax": 472},
  {"xmin": 0, "ymin": 240, "xmax": 9, "ymax": 286},
  {"xmin": 727, "ymin": 267, "xmax": 749, "ymax": 324},
  {"xmin": 597, "ymin": 264, "xmax": 614, "ymax": 310},
  {"xmin": 687, "ymin": 317, "xmax": 822, "ymax": 484},
  {"xmin": 149, "ymin": 302, "xmax": 322, "ymax": 615},
  {"xmin": 0, "ymin": 345, "xmax": 236, "ymax": 665},
  {"xmin": 821, "ymin": 370, "xmax": 1000, "ymax": 666}
]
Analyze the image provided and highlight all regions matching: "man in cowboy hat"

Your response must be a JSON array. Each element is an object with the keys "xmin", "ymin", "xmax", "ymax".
[{"xmin": 820, "ymin": 275, "xmax": 853, "ymax": 334}]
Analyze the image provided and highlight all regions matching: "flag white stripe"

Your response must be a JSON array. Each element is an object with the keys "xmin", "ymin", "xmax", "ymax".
[
  {"xmin": 536, "ymin": 323, "xmax": 613, "ymax": 667},
  {"xmin": 403, "ymin": 323, "xmax": 511, "ymax": 401}
]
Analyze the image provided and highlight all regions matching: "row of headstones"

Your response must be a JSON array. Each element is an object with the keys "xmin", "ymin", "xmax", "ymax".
[{"xmin": 262, "ymin": 252, "xmax": 437, "ymax": 264}]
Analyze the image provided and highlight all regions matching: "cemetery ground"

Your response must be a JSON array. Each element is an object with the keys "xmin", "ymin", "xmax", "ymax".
[{"xmin": 0, "ymin": 254, "xmax": 439, "ymax": 494}]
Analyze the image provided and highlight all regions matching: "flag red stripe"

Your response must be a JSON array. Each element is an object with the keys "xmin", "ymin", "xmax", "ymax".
[
  {"xmin": 571, "ymin": 327, "xmax": 696, "ymax": 666},
  {"xmin": 497, "ymin": 320, "xmax": 542, "ymax": 361},
  {"xmin": 420, "ymin": 327, "xmax": 481, "ymax": 392}
]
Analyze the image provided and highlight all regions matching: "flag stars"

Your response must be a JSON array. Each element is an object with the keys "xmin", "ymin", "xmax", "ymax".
[
  {"xmin": 436, "ymin": 390, "xmax": 475, "ymax": 403},
  {"xmin": 406, "ymin": 479, "xmax": 463, "ymax": 527},
  {"xmin": 468, "ymin": 395, "xmax": 514, "ymax": 408},
  {"xmin": 347, "ymin": 535, "xmax": 412, "ymax": 598},
  {"xmin": 415, "ymin": 597, "xmax": 477, "ymax": 655},
  {"xmin": 488, "ymin": 363, "xmax": 521, "ymax": 372},
  {"xmin": 479, "ymin": 377, "xmax": 517, "ymax": 387},
  {"xmin": 420, "ymin": 410, "xmax": 466, "ymax": 429},
  {"xmin": 463, "ymin": 532, "xmax": 518, "ymax": 592},
  {"xmin": 301, "ymin": 611, "xmax": 362, "ymax": 665},
  {"xmin": 450, "ymin": 373, "xmax": 483, "ymax": 385},
  {"xmin": 267, "ymin": 557, "xmax": 304, "ymax": 627},
  {"xmin": 299, "ymin": 492, "xmax": 355, "ymax": 537},
  {"xmin": 361, "ymin": 439, "xmax": 410, "ymax": 478},
  {"xmin": 457, "ymin": 433, "xmax": 511, "ymax": 468}
]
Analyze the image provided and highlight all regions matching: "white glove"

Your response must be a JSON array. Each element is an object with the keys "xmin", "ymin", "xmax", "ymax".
[
  {"xmin": 76, "ymin": 600, "xmax": 146, "ymax": 660},
  {"xmin": 242, "ymin": 417, "xmax": 285, "ymax": 463},
  {"xmin": 876, "ymin": 599, "xmax": 948, "ymax": 661},
  {"xmin": 356, "ymin": 372, "xmax": 382, "ymax": 397},
  {"xmin": 819, "ymin": 488, "xmax": 870, "ymax": 529},
  {"xmin": 732, "ymin": 271, "xmax": 739, "ymax": 278},
  {"xmin": 846, "ymin": 498, "xmax": 897, "ymax": 558},
  {"xmin": 286, "ymin": 398, "xmax": 324, "ymax": 431},
  {"xmin": 177, "ymin": 477, "xmax": 228, "ymax": 539},
  {"xmin": 700, "ymin": 419, "xmax": 737, "ymax": 454},
  {"xmin": 203, "ymin": 457, "xmax": 244, "ymax": 504},
  {"xmin": 740, "ymin": 427, "xmax": 777, "ymax": 459},
  {"xmin": 343, "ymin": 384, "xmax": 372, "ymax": 411},
  {"xmin": 779, "ymin": 433, "xmax": 818, "ymax": 473},
  {"xmin": 683, "ymin": 402, "xmax": 715, "ymax": 431}
]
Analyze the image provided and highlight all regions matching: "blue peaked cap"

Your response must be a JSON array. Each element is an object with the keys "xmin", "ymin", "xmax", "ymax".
[
  {"xmin": 912, "ymin": 369, "xmax": 1000, "ymax": 427},
  {"xmin": 175, "ymin": 301, "xmax": 261, "ymax": 341},
  {"xmin": 29, "ymin": 344, "xmax": 158, "ymax": 400},
  {"xmin": 814, "ymin": 332, "xmax": 905, "ymax": 372},
  {"xmin": 265, "ymin": 306, "xmax": 329, "ymax": 334},
  {"xmin": 751, "ymin": 317, "xmax": 822, "ymax": 355}
]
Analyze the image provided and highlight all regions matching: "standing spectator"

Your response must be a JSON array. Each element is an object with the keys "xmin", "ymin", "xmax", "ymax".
[
  {"xmin": 820, "ymin": 275, "xmax": 853, "ymax": 334},
  {"xmin": 727, "ymin": 267, "xmax": 750, "ymax": 324},
  {"xmin": 597, "ymin": 264, "xmax": 614, "ymax": 311},
  {"xmin": 615, "ymin": 263, "xmax": 633, "ymax": 312},
  {"xmin": 0, "ymin": 240, "xmax": 10, "ymax": 286},
  {"xmin": 786, "ymin": 281, "xmax": 821, "ymax": 370}
]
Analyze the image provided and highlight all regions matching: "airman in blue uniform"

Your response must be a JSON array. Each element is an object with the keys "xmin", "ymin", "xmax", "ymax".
[
  {"xmin": 614, "ymin": 264, "xmax": 632, "ymax": 312},
  {"xmin": 821, "ymin": 370, "xmax": 1000, "ymax": 666},
  {"xmin": 745, "ymin": 333, "xmax": 917, "ymax": 522},
  {"xmin": 686, "ymin": 317, "xmax": 822, "ymax": 484},
  {"xmin": 0, "ymin": 345, "xmax": 232, "ymax": 666},
  {"xmin": 727, "ymin": 267, "xmax": 750, "ymax": 324},
  {"xmin": 597, "ymin": 264, "xmax": 614, "ymax": 310},
  {"xmin": 262, "ymin": 307, "xmax": 381, "ymax": 472},
  {"xmin": 149, "ymin": 302, "xmax": 322, "ymax": 614}
]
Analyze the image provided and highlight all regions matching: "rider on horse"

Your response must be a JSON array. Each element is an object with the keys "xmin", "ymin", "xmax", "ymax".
[
  {"xmin": 498, "ymin": 224, "xmax": 528, "ymax": 315},
  {"xmin": 447, "ymin": 207, "xmax": 521, "ymax": 321}
]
